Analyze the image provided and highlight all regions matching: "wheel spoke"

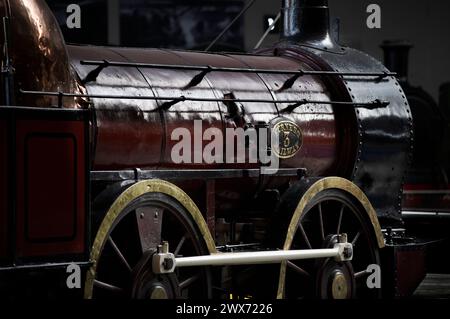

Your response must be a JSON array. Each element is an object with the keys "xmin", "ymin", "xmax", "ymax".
[
  {"xmin": 174, "ymin": 235, "xmax": 187, "ymax": 257},
  {"xmin": 287, "ymin": 261, "xmax": 311, "ymax": 278},
  {"xmin": 298, "ymin": 223, "xmax": 312, "ymax": 249},
  {"xmin": 352, "ymin": 231, "xmax": 361, "ymax": 246},
  {"xmin": 93, "ymin": 196, "xmax": 212, "ymax": 299},
  {"xmin": 108, "ymin": 236, "xmax": 132, "ymax": 272},
  {"xmin": 94, "ymin": 279, "xmax": 123, "ymax": 293},
  {"xmin": 135, "ymin": 206, "xmax": 164, "ymax": 253},
  {"xmin": 336, "ymin": 204, "xmax": 344, "ymax": 235},
  {"xmin": 355, "ymin": 269, "xmax": 370, "ymax": 280},
  {"xmin": 283, "ymin": 193, "xmax": 379, "ymax": 299},
  {"xmin": 318, "ymin": 203, "xmax": 325, "ymax": 241},
  {"xmin": 179, "ymin": 274, "xmax": 200, "ymax": 290}
]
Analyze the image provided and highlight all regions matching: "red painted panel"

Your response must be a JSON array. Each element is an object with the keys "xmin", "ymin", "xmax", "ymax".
[
  {"xmin": 16, "ymin": 120, "xmax": 86, "ymax": 257},
  {"xmin": 26, "ymin": 136, "xmax": 76, "ymax": 240},
  {"xmin": 0, "ymin": 120, "xmax": 7, "ymax": 258}
]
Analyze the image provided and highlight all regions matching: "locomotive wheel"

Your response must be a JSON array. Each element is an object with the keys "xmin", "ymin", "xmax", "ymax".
[
  {"xmin": 278, "ymin": 188, "xmax": 381, "ymax": 299},
  {"xmin": 85, "ymin": 186, "xmax": 213, "ymax": 299}
]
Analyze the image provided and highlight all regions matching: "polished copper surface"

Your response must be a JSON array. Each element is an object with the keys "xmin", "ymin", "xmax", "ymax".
[{"xmin": 0, "ymin": 0, "xmax": 82, "ymax": 108}]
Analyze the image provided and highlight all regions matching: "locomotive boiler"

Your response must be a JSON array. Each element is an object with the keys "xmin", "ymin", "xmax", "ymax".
[{"xmin": 0, "ymin": 0, "xmax": 428, "ymax": 299}]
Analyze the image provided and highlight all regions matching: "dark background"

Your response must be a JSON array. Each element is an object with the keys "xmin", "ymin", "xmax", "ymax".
[{"xmin": 45, "ymin": 0, "xmax": 450, "ymax": 100}]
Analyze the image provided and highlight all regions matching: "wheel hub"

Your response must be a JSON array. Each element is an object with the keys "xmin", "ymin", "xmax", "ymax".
[
  {"xmin": 316, "ymin": 235, "xmax": 355, "ymax": 299},
  {"xmin": 330, "ymin": 270, "xmax": 348, "ymax": 299},
  {"xmin": 149, "ymin": 284, "xmax": 169, "ymax": 299},
  {"xmin": 130, "ymin": 251, "xmax": 180, "ymax": 299}
]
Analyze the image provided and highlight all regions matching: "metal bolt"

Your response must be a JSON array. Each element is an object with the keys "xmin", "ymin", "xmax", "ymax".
[
  {"xmin": 162, "ymin": 241, "xmax": 169, "ymax": 254},
  {"xmin": 338, "ymin": 233, "xmax": 348, "ymax": 243}
]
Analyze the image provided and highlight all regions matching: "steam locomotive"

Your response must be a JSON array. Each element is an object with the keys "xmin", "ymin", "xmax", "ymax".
[{"xmin": 0, "ymin": 0, "xmax": 444, "ymax": 299}]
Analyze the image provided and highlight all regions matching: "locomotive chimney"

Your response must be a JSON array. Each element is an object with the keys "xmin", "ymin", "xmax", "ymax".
[
  {"xmin": 380, "ymin": 40, "xmax": 413, "ymax": 83},
  {"xmin": 281, "ymin": 0, "xmax": 336, "ymax": 49}
]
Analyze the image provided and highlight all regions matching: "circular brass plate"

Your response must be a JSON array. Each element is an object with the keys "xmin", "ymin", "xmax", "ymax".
[{"xmin": 272, "ymin": 120, "xmax": 303, "ymax": 159}]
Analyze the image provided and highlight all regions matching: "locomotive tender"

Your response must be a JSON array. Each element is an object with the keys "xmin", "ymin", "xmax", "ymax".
[{"xmin": 0, "ymin": 0, "xmax": 431, "ymax": 299}]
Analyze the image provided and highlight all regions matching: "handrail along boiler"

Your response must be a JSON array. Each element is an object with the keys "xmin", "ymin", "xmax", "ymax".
[{"xmin": 0, "ymin": 0, "xmax": 431, "ymax": 299}]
